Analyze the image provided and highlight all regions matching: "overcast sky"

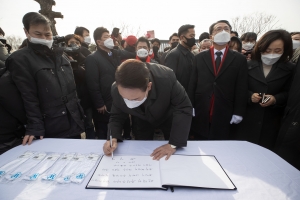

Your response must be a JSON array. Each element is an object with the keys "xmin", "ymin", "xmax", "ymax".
[{"xmin": 1, "ymin": 0, "xmax": 300, "ymax": 41}]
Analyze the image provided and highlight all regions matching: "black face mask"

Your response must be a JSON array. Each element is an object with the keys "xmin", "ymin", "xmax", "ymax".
[
  {"xmin": 171, "ymin": 42, "xmax": 178, "ymax": 49},
  {"xmin": 153, "ymin": 46, "xmax": 159, "ymax": 54},
  {"xmin": 183, "ymin": 36, "xmax": 195, "ymax": 48},
  {"xmin": 0, "ymin": 39, "xmax": 6, "ymax": 45}
]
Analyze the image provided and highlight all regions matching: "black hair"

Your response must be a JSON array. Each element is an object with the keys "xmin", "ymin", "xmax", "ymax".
[
  {"xmin": 252, "ymin": 29, "xmax": 293, "ymax": 63},
  {"xmin": 115, "ymin": 59, "xmax": 150, "ymax": 91},
  {"xmin": 74, "ymin": 26, "xmax": 90, "ymax": 36},
  {"xmin": 169, "ymin": 33, "xmax": 178, "ymax": 41},
  {"xmin": 65, "ymin": 34, "xmax": 82, "ymax": 45},
  {"xmin": 178, "ymin": 24, "xmax": 195, "ymax": 37},
  {"xmin": 93, "ymin": 27, "xmax": 109, "ymax": 43},
  {"xmin": 136, "ymin": 37, "xmax": 150, "ymax": 49},
  {"xmin": 151, "ymin": 38, "xmax": 161, "ymax": 46},
  {"xmin": 240, "ymin": 32, "xmax": 257, "ymax": 42},
  {"xmin": 291, "ymin": 32, "xmax": 300, "ymax": 36},
  {"xmin": 209, "ymin": 20, "xmax": 232, "ymax": 35},
  {"xmin": 231, "ymin": 31, "xmax": 239, "ymax": 37},
  {"xmin": 22, "ymin": 12, "xmax": 51, "ymax": 31},
  {"xmin": 0, "ymin": 27, "xmax": 5, "ymax": 36},
  {"xmin": 229, "ymin": 36, "xmax": 242, "ymax": 52},
  {"xmin": 199, "ymin": 32, "xmax": 210, "ymax": 42}
]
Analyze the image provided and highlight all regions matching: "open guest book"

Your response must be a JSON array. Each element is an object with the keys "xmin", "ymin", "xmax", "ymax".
[{"xmin": 86, "ymin": 155, "xmax": 236, "ymax": 190}]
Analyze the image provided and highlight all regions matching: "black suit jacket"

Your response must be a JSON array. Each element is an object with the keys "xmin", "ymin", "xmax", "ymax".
[
  {"xmin": 188, "ymin": 48, "xmax": 248, "ymax": 139},
  {"xmin": 85, "ymin": 48, "xmax": 135, "ymax": 110},
  {"xmin": 109, "ymin": 63, "xmax": 193, "ymax": 147}
]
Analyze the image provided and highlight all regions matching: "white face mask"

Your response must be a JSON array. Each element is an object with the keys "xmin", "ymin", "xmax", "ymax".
[
  {"xmin": 292, "ymin": 40, "xmax": 300, "ymax": 50},
  {"xmin": 261, "ymin": 53, "xmax": 282, "ymax": 66},
  {"xmin": 124, "ymin": 96, "xmax": 147, "ymax": 109},
  {"xmin": 242, "ymin": 42, "xmax": 255, "ymax": 51},
  {"xmin": 104, "ymin": 38, "xmax": 114, "ymax": 49},
  {"xmin": 84, "ymin": 36, "xmax": 91, "ymax": 45},
  {"xmin": 213, "ymin": 30, "xmax": 230, "ymax": 45},
  {"xmin": 137, "ymin": 48, "xmax": 149, "ymax": 58},
  {"xmin": 29, "ymin": 35, "xmax": 53, "ymax": 49}
]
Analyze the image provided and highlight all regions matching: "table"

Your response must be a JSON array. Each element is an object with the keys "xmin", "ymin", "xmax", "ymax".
[{"xmin": 0, "ymin": 139, "xmax": 299, "ymax": 200}]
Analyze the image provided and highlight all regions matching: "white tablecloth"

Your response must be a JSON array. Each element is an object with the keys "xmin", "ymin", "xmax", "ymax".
[{"xmin": 0, "ymin": 139, "xmax": 299, "ymax": 200}]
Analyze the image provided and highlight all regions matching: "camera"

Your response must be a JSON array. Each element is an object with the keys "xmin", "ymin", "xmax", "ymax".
[
  {"xmin": 64, "ymin": 44, "xmax": 82, "ymax": 70},
  {"xmin": 52, "ymin": 35, "xmax": 66, "ymax": 48},
  {"xmin": 52, "ymin": 36, "xmax": 81, "ymax": 58},
  {"xmin": 52, "ymin": 36, "xmax": 84, "ymax": 70},
  {"xmin": 64, "ymin": 43, "xmax": 81, "ymax": 57}
]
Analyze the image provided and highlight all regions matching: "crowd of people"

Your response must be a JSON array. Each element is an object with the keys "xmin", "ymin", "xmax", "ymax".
[{"xmin": 0, "ymin": 12, "xmax": 299, "ymax": 168}]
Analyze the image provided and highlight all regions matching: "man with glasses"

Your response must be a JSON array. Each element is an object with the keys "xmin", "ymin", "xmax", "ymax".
[{"xmin": 188, "ymin": 20, "xmax": 248, "ymax": 140}]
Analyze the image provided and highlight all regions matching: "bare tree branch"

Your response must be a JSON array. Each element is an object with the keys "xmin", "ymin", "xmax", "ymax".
[
  {"xmin": 112, "ymin": 21, "xmax": 143, "ymax": 38},
  {"xmin": 6, "ymin": 35, "xmax": 24, "ymax": 51},
  {"xmin": 231, "ymin": 12, "xmax": 279, "ymax": 37}
]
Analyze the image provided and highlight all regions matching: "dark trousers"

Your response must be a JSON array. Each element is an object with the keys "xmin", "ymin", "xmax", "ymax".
[
  {"xmin": 132, "ymin": 116, "xmax": 172, "ymax": 140},
  {"xmin": 92, "ymin": 109, "xmax": 109, "ymax": 139},
  {"xmin": 190, "ymin": 118, "xmax": 210, "ymax": 140},
  {"xmin": 275, "ymin": 119, "xmax": 300, "ymax": 170},
  {"xmin": 66, "ymin": 134, "xmax": 81, "ymax": 139},
  {"xmin": 0, "ymin": 138, "xmax": 22, "ymax": 155},
  {"xmin": 94, "ymin": 122, "xmax": 108, "ymax": 139},
  {"xmin": 84, "ymin": 108, "xmax": 95, "ymax": 139}
]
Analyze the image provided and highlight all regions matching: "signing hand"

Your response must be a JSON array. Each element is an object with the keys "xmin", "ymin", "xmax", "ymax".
[
  {"xmin": 151, "ymin": 144, "xmax": 176, "ymax": 161},
  {"xmin": 260, "ymin": 95, "xmax": 276, "ymax": 107},
  {"xmin": 103, "ymin": 138, "xmax": 117, "ymax": 156},
  {"xmin": 22, "ymin": 135, "xmax": 43, "ymax": 146},
  {"xmin": 97, "ymin": 105, "xmax": 107, "ymax": 114},
  {"xmin": 251, "ymin": 93, "xmax": 262, "ymax": 103}
]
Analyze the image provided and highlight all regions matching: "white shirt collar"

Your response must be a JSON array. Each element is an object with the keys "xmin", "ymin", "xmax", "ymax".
[{"xmin": 214, "ymin": 47, "xmax": 226, "ymax": 55}]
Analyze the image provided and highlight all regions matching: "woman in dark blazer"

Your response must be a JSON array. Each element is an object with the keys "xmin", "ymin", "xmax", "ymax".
[{"xmin": 233, "ymin": 30, "xmax": 295, "ymax": 151}]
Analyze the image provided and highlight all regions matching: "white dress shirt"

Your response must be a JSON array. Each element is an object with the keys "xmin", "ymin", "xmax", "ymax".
[{"xmin": 214, "ymin": 48, "xmax": 226, "ymax": 61}]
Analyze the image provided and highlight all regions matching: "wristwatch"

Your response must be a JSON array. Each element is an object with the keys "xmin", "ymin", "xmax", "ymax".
[{"xmin": 170, "ymin": 144, "xmax": 177, "ymax": 149}]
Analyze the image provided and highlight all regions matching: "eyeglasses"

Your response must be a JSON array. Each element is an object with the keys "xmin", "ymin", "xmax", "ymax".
[{"xmin": 213, "ymin": 26, "xmax": 230, "ymax": 33}]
